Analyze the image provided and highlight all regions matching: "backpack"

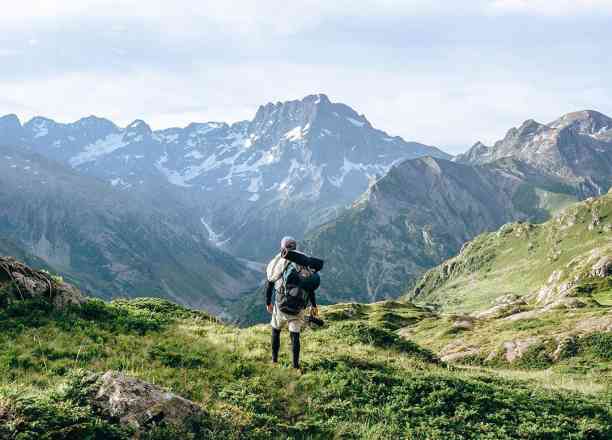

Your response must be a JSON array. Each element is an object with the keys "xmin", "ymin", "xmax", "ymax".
[{"xmin": 276, "ymin": 263, "xmax": 310, "ymax": 316}]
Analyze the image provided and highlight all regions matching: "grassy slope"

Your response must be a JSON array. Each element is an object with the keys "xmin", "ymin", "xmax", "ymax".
[
  {"xmin": 0, "ymin": 296, "xmax": 610, "ymax": 439},
  {"xmin": 409, "ymin": 191, "xmax": 612, "ymax": 312}
]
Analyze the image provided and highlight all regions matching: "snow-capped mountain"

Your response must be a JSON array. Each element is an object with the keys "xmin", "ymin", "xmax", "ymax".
[
  {"xmin": 0, "ymin": 142, "xmax": 259, "ymax": 313},
  {"xmin": 2, "ymin": 94, "xmax": 449, "ymax": 260}
]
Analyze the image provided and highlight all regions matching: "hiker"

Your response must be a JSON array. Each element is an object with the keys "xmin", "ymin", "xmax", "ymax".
[{"xmin": 265, "ymin": 236, "xmax": 320, "ymax": 369}]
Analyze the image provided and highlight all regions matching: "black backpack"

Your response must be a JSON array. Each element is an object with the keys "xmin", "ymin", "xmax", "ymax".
[{"xmin": 277, "ymin": 263, "xmax": 309, "ymax": 316}]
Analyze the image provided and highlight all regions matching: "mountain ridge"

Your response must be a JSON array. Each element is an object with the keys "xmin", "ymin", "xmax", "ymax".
[
  {"xmin": 456, "ymin": 109, "xmax": 612, "ymax": 196},
  {"xmin": 0, "ymin": 142, "xmax": 258, "ymax": 313},
  {"xmin": 0, "ymin": 93, "xmax": 449, "ymax": 261}
]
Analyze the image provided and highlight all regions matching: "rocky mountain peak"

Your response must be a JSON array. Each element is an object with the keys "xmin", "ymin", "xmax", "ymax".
[
  {"xmin": 24, "ymin": 116, "xmax": 58, "ymax": 138},
  {"xmin": 454, "ymin": 141, "xmax": 491, "ymax": 164},
  {"xmin": 0, "ymin": 113, "xmax": 21, "ymax": 129},
  {"xmin": 124, "ymin": 119, "xmax": 152, "ymax": 142},
  {"xmin": 184, "ymin": 121, "xmax": 229, "ymax": 134},
  {"xmin": 74, "ymin": 115, "xmax": 117, "ymax": 131},
  {"xmin": 126, "ymin": 119, "xmax": 152, "ymax": 133},
  {"xmin": 249, "ymin": 93, "xmax": 374, "ymax": 141},
  {"xmin": 549, "ymin": 110, "xmax": 612, "ymax": 135},
  {"xmin": 516, "ymin": 119, "xmax": 545, "ymax": 137},
  {"xmin": 456, "ymin": 109, "xmax": 612, "ymax": 193},
  {"xmin": 0, "ymin": 114, "xmax": 23, "ymax": 142}
]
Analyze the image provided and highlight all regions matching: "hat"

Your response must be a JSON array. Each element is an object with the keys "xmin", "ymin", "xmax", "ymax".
[{"xmin": 280, "ymin": 236, "xmax": 297, "ymax": 250}]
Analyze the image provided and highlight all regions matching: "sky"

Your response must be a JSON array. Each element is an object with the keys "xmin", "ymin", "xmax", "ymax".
[{"xmin": 0, "ymin": 0, "xmax": 610, "ymax": 154}]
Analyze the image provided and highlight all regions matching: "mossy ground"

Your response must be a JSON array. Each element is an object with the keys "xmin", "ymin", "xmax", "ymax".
[{"xmin": 1, "ymin": 297, "xmax": 610, "ymax": 439}]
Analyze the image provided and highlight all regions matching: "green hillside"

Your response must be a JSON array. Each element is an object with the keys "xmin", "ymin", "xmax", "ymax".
[
  {"xmin": 1, "ymin": 291, "xmax": 610, "ymax": 438},
  {"xmin": 2, "ymin": 188, "xmax": 612, "ymax": 438},
  {"xmin": 409, "ymin": 190, "xmax": 612, "ymax": 312}
]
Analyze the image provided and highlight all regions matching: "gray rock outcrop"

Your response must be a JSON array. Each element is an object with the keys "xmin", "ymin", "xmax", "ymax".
[
  {"xmin": 88, "ymin": 371, "xmax": 205, "ymax": 434},
  {"xmin": 0, "ymin": 256, "xmax": 84, "ymax": 308}
]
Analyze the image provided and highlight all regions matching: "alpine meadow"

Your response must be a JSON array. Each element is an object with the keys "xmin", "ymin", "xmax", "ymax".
[{"xmin": 1, "ymin": 1, "xmax": 611, "ymax": 439}]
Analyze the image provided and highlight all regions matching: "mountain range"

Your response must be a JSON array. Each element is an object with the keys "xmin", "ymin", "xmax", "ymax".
[
  {"xmin": 1, "ymin": 96, "xmax": 611, "ymax": 317},
  {"xmin": 0, "ymin": 141, "xmax": 258, "ymax": 314},
  {"xmin": 0, "ymin": 94, "xmax": 449, "ymax": 314},
  {"xmin": 0, "ymin": 94, "xmax": 447, "ymax": 262},
  {"xmin": 302, "ymin": 110, "xmax": 612, "ymax": 304},
  {"xmin": 456, "ymin": 110, "xmax": 612, "ymax": 196}
]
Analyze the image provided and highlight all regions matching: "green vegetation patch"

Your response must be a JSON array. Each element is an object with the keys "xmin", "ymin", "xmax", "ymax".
[
  {"xmin": 578, "ymin": 333, "xmax": 612, "ymax": 361},
  {"xmin": 1, "ymin": 296, "xmax": 611, "ymax": 439}
]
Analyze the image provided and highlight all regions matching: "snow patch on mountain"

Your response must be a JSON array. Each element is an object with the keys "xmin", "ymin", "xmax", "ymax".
[
  {"xmin": 185, "ymin": 150, "xmax": 204, "ymax": 160},
  {"xmin": 31, "ymin": 120, "xmax": 49, "ymax": 138},
  {"xmin": 346, "ymin": 117, "xmax": 365, "ymax": 127},
  {"xmin": 247, "ymin": 175, "xmax": 262, "ymax": 193},
  {"xmin": 284, "ymin": 124, "xmax": 310, "ymax": 142},
  {"xmin": 329, "ymin": 157, "xmax": 387, "ymax": 188},
  {"xmin": 70, "ymin": 133, "xmax": 128, "ymax": 167},
  {"xmin": 109, "ymin": 177, "xmax": 131, "ymax": 188},
  {"xmin": 155, "ymin": 152, "xmax": 194, "ymax": 187},
  {"xmin": 155, "ymin": 132, "xmax": 180, "ymax": 143},
  {"xmin": 200, "ymin": 218, "xmax": 229, "ymax": 246}
]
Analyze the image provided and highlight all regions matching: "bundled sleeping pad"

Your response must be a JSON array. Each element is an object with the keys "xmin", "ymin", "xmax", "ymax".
[{"xmin": 281, "ymin": 249, "xmax": 324, "ymax": 272}]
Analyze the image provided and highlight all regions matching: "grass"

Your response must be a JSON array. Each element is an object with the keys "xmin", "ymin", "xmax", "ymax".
[
  {"xmin": 0, "ymin": 299, "xmax": 612, "ymax": 439},
  {"xmin": 0, "ymin": 297, "xmax": 610, "ymax": 439}
]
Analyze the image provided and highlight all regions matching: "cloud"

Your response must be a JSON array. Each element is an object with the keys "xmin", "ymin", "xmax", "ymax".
[
  {"xmin": 0, "ymin": 1, "xmax": 610, "ymax": 154},
  {"xmin": 488, "ymin": 0, "xmax": 612, "ymax": 16}
]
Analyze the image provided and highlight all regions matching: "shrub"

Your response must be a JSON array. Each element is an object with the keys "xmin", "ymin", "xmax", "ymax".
[
  {"xmin": 578, "ymin": 333, "xmax": 612, "ymax": 361},
  {"xmin": 515, "ymin": 341, "xmax": 554, "ymax": 369},
  {"xmin": 325, "ymin": 322, "xmax": 437, "ymax": 363},
  {"xmin": 148, "ymin": 343, "xmax": 206, "ymax": 369}
]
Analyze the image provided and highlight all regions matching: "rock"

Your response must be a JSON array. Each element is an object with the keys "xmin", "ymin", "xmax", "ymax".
[
  {"xmin": 535, "ymin": 270, "xmax": 578, "ymax": 306},
  {"xmin": 448, "ymin": 314, "xmax": 476, "ymax": 331},
  {"xmin": 440, "ymin": 342, "xmax": 480, "ymax": 363},
  {"xmin": 0, "ymin": 257, "xmax": 84, "ymax": 308},
  {"xmin": 552, "ymin": 336, "xmax": 577, "ymax": 362},
  {"xmin": 494, "ymin": 293, "xmax": 524, "ymax": 306},
  {"xmin": 452, "ymin": 319, "xmax": 474, "ymax": 331},
  {"xmin": 501, "ymin": 337, "xmax": 539, "ymax": 363},
  {"xmin": 503, "ymin": 309, "xmax": 542, "ymax": 321},
  {"xmin": 575, "ymin": 316, "xmax": 612, "ymax": 334},
  {"xmin": 544, "ymin": 297, "xmax": 587, "ymax": 310},
  {"xmin": 591, "ymin": 256, "xmax": 612, "ymax": 278},
  {"xmin": 474, "ymin": 295, "xmax": 527, "ymax": 320},
  {"xmin": 90, "ymin": 371, "xmax": 204, "ymax": 433}
]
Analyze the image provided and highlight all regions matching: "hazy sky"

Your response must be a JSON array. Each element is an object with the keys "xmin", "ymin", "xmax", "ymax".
[{"xmin": 0, "ymin": 0, "xmax": 610, "ymax": 153}]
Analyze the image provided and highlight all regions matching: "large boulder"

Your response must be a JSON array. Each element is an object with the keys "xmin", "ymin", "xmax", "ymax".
[
  {"xmin": 0, "ymin": 257, "xmax": 84, "ymax": 308},
  {"xmin": 474, "ymin": 294, "xmax": 527, "ymax": 320},
  {"xmin": 88, "ymin": 371, "xmax": 205, "ymax": 433},
  {"xmin": 501, "ymin": 337, "xmax": 540, "ymax": 363},
  {"xmin": 440, "ymin": 342, "xmax": 480, "ymax": 363}
]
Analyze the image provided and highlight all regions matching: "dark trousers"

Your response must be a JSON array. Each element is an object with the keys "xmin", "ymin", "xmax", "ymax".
[{"xmin": 271, "ymin": 328, "xmax": 300, "ymax": 369}]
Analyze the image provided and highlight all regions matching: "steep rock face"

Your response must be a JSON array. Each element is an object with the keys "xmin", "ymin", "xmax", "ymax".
[
  {"xmin": 303, "ymin": 157, "xmax": 569, "ymax": 303},
  {"xmin": 456, "ymin": 110, "xmax": 612, "ymax": 196},
  {"xmin": 0, "ymin": 144, "xmax": 258, "ymax": 313},
  {"xmin": 1, "ymin": 94, "xmax": 448, "ymax": 260}
]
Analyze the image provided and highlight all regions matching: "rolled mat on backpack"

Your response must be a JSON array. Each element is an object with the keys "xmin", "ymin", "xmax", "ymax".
[{"xmin": 281, "ymin": 249, "xmax": 324, "ymax": 272}]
